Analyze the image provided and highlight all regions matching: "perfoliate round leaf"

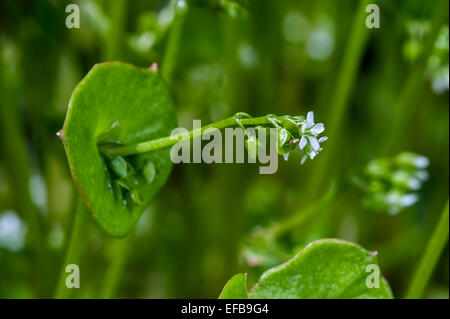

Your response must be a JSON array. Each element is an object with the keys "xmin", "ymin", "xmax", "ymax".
[
  {"xmin": 219, "ymin": 239, "xmax": 393, "ymax": 299},
  {"xmin": 61, "ymin": 62, "xmax": 176, "ymax": 237},
  {"xmin": 249, "ymin": 239, "xmax": 393, "ymax": 299}
]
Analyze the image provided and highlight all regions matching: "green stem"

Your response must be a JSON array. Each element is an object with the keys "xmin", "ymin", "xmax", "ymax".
[
  {"xmin": 100, "ymin": 234, "xmax": 133, "ymax": 298},
  {"xmin": 0, "ymin": 36, "xmax": 51, "ymax": 297},
  {"xmin": 270, "ymin": 184, "xmax": 338, "ymax": 239},
  {"xmin": 406, "ymin": 200, "xmax": 449, "ymax": 299},
  {"xmin": 104, "ymin": 0, "xmax": 128, "ymax": 61},
  {"xmin": 383, "ymin": 0, "xmax": 448, "ymax": 154},
  {"xmin": 307, "ymin": 0, "xmax": 371, "ymax": 199},
  {"xmin": 54, "ymin": 199, "xmax": 90, "ymax": 299},
  {"xmin": 162, "ymin": 0, "xmax": 188, "ymax": 83},
  {"xmin": 102, "ymin": 115, "xmax": 274, "ymax": 157}
]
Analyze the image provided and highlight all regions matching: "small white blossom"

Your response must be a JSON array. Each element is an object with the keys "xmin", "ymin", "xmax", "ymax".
[
  {"xmin": 300, "ymin": 155, "xmax": 308, "ymax": 164},
  {"xmin": 401, "ymin": 193, "xmax": 419, "ymax": 207},
  {"xmin": 407, "ymin": 178, "xmax": 421, "ymax": 190},
  {"xmin": 299, "ymin": 136, "xmax": 307, "ymax": 149},
  {"xmin": 414, "ymin": 156, "xmax": 429, "ymax": 169},
  {"xmin": 299, "ymin": 111, "xmax": 327, "ymax": 164}
]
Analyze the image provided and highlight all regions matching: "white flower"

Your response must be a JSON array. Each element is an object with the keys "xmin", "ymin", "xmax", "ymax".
[
  {"xmin": 298, "ymin": 111, "xmax": 327, "ymax": 164},
  {"xmin": 401, "ymin": 193, "xmax": 419, "ymax": 207},
  {"xmin": 407, "ymin": 178, "xmax": 421, "ymax": 190},
  {"xmin": 414, "ymin": 156, "xmax": 429, "ymax": 169},
  {"xmin": 415, "ymin": 170, "xmax": 429, "ymax": 181},
  {"xmin": 386, "ymin": 191, "xmax": 419, "ymax": 215}
]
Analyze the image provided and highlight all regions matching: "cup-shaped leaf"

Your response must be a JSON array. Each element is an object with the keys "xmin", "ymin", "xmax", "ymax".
[{"xmin": 61, "ymin": 62, "xmax": 176, "ymax": 237}]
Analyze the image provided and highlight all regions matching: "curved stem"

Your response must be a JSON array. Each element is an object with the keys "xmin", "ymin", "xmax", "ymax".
[
  {"xmin": 406, "ymin": 200, "xmax": 449, "ymax": 299},
  {"xmin": 102, "ymin": 115, "xmax": 274, "ymax": 157},
  {"xmin": 270, "ymin": 184, "xmax": 339, "ymax": 239}
]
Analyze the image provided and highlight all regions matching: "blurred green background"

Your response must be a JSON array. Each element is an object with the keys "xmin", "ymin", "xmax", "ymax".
[{"xmin": 0, "ymin": 0, "xmax": 448, "ymax": 298}]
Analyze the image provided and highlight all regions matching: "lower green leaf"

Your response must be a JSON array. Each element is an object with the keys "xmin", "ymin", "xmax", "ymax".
[
  {"xmin": 219, "ymin": 273, "xmax": 248, "ymax": 299},
  {"xmin": 220, "ymin": 239, "xmax": 393, "ymax": 299}
]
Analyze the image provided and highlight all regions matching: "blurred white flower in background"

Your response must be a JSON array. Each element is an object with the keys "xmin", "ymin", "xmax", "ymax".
[
  {"xmin": 0, "ymin": 211, "xmax": 27, "ymax": 252},
  {"xmin": 238, "ymin": 42, "xmax": 259, "ymax": 69}
]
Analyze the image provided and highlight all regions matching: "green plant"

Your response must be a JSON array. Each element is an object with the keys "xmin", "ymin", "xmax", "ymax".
[
  {"xmin": 59, "ymin": 61, "xmax": 328, "ymax": 237},
  {"xmin": 353, "ymin": 152, "xmax": 430, "ymax": 215},
  {"xmin": 239, "ymin": 151, "xmax": 430, "ymax": 272},
  {"xmin": 220, "ymin": 239, "xmax": 393, "ymax": 299},
  {"xmin": 55, "ymin": 61, "xmax": 396, "ymax": 299},
  {"xmin": 60, "ymin": 62, "xmax": 177, "ymax": 237},
  {"xmin": 1, "ymin": 0, "xmax": 447, "ymax": 301}
]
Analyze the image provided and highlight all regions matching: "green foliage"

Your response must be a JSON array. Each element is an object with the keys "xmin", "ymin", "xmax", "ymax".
[
  {"xmin": 0, "ymin": 0, "xmax": 448, "ymax": 300},
  {"xmin": 219, "ymin": 273, "xmax": 248, "ymax": 299},
  {"xmin": 353, "ymin": 152, "xmax": 429, "ymax": 215},
  {"xmin": 222, "ymin": 239, "xmax": 393, "ymax": 299},
  {"xmin": 61, "ymin": 62, "xmax": 176, "ymax": 237}
]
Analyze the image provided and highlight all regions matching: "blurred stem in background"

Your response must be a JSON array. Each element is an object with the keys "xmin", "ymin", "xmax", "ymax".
[
  {"xmin": 54, "ymin": 199, "xmax": 90, "ymax": 298},
  {"xmin": 162, "ymin": 0, "xmax": 188, "ymax": 84},
  {"xmin": 103, "ymin": 0, "xmax": 128, "ymax": 61},
  {"xmin": 383, "ymin": 0, "xmax": 449, "ymax": 154},
  {"xmin": 0, "ymin": 35, "xmax": 52, "ymax": 297},
  {"xmin": 307, "ymin": 0, "xmax": 371, "ymax": 201},
  {"xmin": 268, "ymin": 184, "xmax": 338, "ymax": 240},
  {"xmin": 100, "ymin": 233, "xmax": 134, "ymax": 298},
  {"xmin": 406, "ymin": 200, "xmax": 449, "ymax": 298},
  {"xmin": 252, "ymin": 0, "xmax": 280, "ymax": 115}
]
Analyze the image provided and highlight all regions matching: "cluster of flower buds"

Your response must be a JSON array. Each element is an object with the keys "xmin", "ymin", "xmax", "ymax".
[
  {"xmin": 355, "ymin": 152, "xmax": 429, "ymax": 215},
  {"xmin": 242, "ymin": 111, "xmax": 327, "ymax": 165},
  {"xmin": 101, "ymin": 152, "xmax": 156, "ymax": 209},
  {"xmin": 274, "ymin": 111, "xmax": 328, "ymax": 164}
]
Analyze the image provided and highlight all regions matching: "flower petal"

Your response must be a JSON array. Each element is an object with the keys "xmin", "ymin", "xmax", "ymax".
[
  {"xmin": 408, "ymin": 178, "xmax": 421, "ymax": 190},
  {"xmin": 300, "ymin": 155, "xmax": 307, "ymax": 165},
  {"xmin": 311, "ymin": 123, "xmax": 324, "ymax": 135},
  {"xmin": 299, "ymin": 136, "xmax": 307, "ymax": 150},
  {"xmin": 415, "ymin": 156, "xmax": 429, "ymax": 169},
  {"xmin": 301, "ymin": 122, "xmax": 307, "ymax": 134},
  {"xmin": 306, "ymin": 111, "xmax": 314, "ymax": 128},
  {"xmin": 283, "ymin": 153, "xmax": 289, "ymax": 161},
  {"xmin": 318, "ymin": 136, "xmax": 328, "ymax": 143},
  {"xmin": 309, "ymin": 150, "xmax": 317, "ymax": 160},
  {"xmin": 401, "ymin": 194, "xmax": 419, "ymax": 207},
  {"xmin": 308, "ymin": 136, "xmax": 320, "ymax": 151}
]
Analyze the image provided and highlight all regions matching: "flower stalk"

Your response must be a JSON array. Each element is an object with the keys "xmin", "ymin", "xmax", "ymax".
[{"xmin": 102, "ymin": 112, "xmax": 328, "ymax": 165}]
